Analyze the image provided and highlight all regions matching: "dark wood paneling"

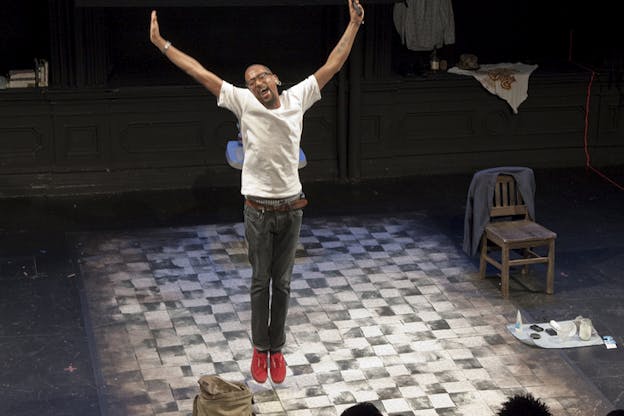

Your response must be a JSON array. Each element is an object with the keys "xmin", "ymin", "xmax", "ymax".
[
  {"xmin": 55, "ymin": 119, "xmax": 106, "ymax": 164},
  {"xmin": 0, "ymin": 96, "xmax": 53, "ymax": 172},
  {"xmin": 108, "ymin": 93, "xmax": 228, "ymax": 169},
  {"xmin": 355, "ymin": 73, "xmax": 620, "ymax": 179},
  {"xmin": 360, "ymin": 148, "xmax": 590, "ymax": 178},
  {"xmin": 0, "ymin": 123, "xmax": 50, "ymax": 169},
  {"xmin": 52, "ymin": 101, "xmax": 111, "ymax": 168},
  {"xmin": 1, "ymin": 73, "xmax": 623, "ymax": 196}
]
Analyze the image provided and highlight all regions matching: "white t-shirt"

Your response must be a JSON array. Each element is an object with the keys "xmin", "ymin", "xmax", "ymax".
[{"xmin": 218, "ymin": 75, "xmax": 321, "ymax": 199}]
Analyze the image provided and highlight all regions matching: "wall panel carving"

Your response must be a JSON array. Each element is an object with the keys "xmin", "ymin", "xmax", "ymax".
[{"xmin": 0, "ymin": 126, "xmax": 45, "ymax": 167}]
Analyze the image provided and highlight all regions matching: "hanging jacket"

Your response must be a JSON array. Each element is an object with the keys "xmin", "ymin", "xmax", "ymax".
[{"xmin": 393, "ymin": 0, "xmax": 456, "ymax": 51}]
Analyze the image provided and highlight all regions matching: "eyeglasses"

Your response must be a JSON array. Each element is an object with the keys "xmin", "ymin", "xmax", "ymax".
[{"xmin": 246, "ymin": 71, "xmax": 273, "ymax": 88}]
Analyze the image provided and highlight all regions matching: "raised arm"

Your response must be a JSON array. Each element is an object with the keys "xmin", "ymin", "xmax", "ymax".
[
  {"xmin": 313, "ymin": 0, "xmax": 364, "ymax": 90},
  {"xmin": 150, "ymin": 10, "xmax": 223, "ymax": 97}
]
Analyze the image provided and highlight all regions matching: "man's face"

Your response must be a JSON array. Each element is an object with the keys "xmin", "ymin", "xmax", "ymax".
[{"xmin": 245, "ymin": 65, "xmax": 281, "ymax": 109}]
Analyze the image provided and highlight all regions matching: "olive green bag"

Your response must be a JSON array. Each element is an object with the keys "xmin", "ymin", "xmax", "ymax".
[{"xmin": 192, "ymin": 375, "xmax": 253, "ymax": 416}]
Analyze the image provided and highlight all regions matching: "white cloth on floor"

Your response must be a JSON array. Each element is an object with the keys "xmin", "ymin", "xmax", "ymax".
[
  {"xmin": 507, "ymin": 321, "xmax": 604, "ymax": 349},
  {"xmin": 448, "ymin": 63, "xmax": 538, "ymax": 113},
  {"xmin": 393, "ymin": 0, "xmax": 455, "ymax": 51}
]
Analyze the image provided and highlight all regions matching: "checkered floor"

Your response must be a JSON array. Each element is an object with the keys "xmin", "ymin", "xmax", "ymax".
[{"xmin": 74, "ymin": 212, "xmax": 610, "ymax": 416}]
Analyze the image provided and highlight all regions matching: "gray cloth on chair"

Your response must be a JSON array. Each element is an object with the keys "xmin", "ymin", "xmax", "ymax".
[{"xmin": 462, "ymin": 167, "xmax": 536, "ymax": 256}]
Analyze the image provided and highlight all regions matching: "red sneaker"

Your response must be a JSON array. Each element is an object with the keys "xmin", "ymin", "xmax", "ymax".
[
  {"xmin": 251, "ymin": 348, "xmax": 268, "ymax": 383},
  {"xmin": 269, "ymin": 351, "xmax": 287, "ymax": 384}
]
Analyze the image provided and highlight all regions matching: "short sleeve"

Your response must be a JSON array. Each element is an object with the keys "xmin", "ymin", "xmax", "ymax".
[
  {"xmin": 286, "ymin": 75, "xmax": 321, "ymax": 112},
  {"xmin": 217, "ymin": 81, "xmax": 245, "ymax": 119}
]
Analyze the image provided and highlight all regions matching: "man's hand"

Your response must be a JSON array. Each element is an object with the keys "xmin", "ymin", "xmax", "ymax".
[
  {"xmin": 147, "ymin": 9, "xmax": 223, "ymax": 96},
  {"xmin": 150, "ymin": 10, "xmax": 165, "ymax": 50},
  {"xmin": 313, "ymin": 0, "xmax": 364, "ymax": 90},
  {"xmin": 349, "ymin": 0, "xmax": 364, "ymax": 25}
]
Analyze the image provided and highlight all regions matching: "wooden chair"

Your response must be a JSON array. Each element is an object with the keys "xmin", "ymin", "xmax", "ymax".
[{"xmin": 479, "ymin": 174, "xmax": 557, "ymax": 298}]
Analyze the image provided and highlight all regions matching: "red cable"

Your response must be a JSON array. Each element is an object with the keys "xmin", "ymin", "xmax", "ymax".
[
  {"xmin": 582, "ymin": 70, "xmax": 594, "ymax": 166},
  {"xmin": 579, "ymin": 67, "xmax": 624, "ymax": 191}
]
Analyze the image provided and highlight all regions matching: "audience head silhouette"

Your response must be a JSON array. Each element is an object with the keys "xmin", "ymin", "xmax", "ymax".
[
  {"xmin": 606, "ymin": 410, "xmax": 624, "ymax": 416},
  {"xmin": 497, "ymin": 393, "xmax": 552, "ymax": 416},
  {"xmin": 341, "ymin": 402, "xmax": 383, "ymax": 416}
]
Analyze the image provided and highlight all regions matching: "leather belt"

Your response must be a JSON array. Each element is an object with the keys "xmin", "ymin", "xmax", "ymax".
[{"xmin": 245, "ymin": 198, "xmax": 308, "ymax": 212}]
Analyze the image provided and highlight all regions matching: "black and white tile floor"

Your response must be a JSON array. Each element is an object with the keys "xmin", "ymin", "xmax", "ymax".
[{"xmin": 75, "ymin": 213, "xmax": 611, "ymax": 416}]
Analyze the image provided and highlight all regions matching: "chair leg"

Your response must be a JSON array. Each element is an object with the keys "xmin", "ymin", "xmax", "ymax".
[
  {"xmin": 521, "ymin": 248, "xmax": 530, "ymax": 276},
  {"xmin": 546, "ymin": 239, "xmax": 555, "ymax": 294},
  {"xmin": 479, "ymin": 234, "xmax": 488, "ymax": 279},
  {"xmin": 501, "ymin": 246, "xmax": 510, "ymax": 298}
]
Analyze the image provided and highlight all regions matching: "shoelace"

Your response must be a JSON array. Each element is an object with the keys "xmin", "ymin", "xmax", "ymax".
[
  {"xmin": 255, "ymin": 353, "xmax": 267, "ymax": 369},
  {"xmin": 271, "ymin": 355, "xmax": 284, "ymax": 367}
]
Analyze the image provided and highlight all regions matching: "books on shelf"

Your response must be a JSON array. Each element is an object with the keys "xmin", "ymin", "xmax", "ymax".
[
  {"xmin": 8, "ymin": 79, "xmax": 37, "ymax": 88},
  {"xmin": 5, "ymin": 58, "xmax": 48, "ymax": 88},
  {"xmin": 35, "ymin": 58, "xmax": 49, "ymax": 87},
  {"xmin": 8, "ymin": 69, "xmax": 36, "ymax": 88},
  {"xmin": 9, "ymin": 69, "xmax": 36, "ymax": 79}
]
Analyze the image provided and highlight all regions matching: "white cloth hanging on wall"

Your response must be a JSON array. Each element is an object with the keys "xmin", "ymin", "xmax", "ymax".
[{"xmin": 393, "ymin": 0, "xmax": 455, "ymax": 51}]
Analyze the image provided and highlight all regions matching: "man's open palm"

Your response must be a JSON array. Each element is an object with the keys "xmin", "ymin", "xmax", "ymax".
[{"xmin": 150, "ymin": 10, "xmax": 161, "ymax": 44}]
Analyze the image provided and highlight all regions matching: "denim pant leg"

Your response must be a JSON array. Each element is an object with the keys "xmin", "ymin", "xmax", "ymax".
[
  {"xmin": 244, "ymin": 204, "xmax": 302, "ymax": 352},
  {"xmin": 268, "ymin": 208, "xmax": 303, "ymax": 351}
]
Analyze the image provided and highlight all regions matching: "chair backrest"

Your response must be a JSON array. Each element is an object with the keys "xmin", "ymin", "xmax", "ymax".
[{"xmin": 490, "ymin": 174, "xmax": 529, "ymax": 219}]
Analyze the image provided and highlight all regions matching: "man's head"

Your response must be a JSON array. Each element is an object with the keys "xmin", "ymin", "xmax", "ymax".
[
  {"xmin": 244, "ymin": 64, "xmax": 281, "ymax": 109},
  {"xmin": 497, "ymin": 393, "xmax": 552, "ymax": 416},
  {"xmin": 340, "ymin": 402, "xmax": 383, "ymax": 416}
]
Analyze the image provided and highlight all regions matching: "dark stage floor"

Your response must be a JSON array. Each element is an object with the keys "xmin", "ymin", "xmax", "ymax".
[{"xmin": 1, "ymin": 165, "xmax": 623, "ymax": 415}]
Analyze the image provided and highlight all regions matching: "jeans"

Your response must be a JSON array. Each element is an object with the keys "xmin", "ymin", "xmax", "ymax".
[{"xmin": 244, "ymin": 203, "xmax": 303, "ymax": 352}]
